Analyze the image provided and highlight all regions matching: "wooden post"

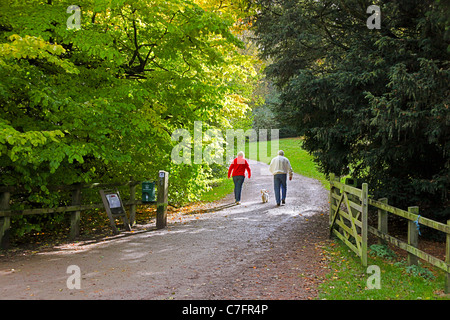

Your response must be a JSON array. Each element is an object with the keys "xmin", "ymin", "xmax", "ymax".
[
  {"xmin": 129, "ymin": 182, "xmax": 137, "ymax": 226},
  {"xmin": 377, "ymin": 198, "xmax": 388, "ymax": 245},
  {"xmin": 408, "ymin": 206, "xmax": 419, "ymax": 266},
  {"xmin": 0, "ymin": 192, "xmax": 11, "ymax": 249},
  {"xmin": 156, "ymin": 170, "xmax": 169, "ymax": 230},
  {"xmin": 329, "ymin": 174, "xmax": 335, "ymax": 227},
  {"xmin": 445, "ymin": 220, "xmax": 450, "ymax": 294},
  {"xmin": 69, "ymin": 186, "xmax": 82, "ymax": 240},
  {"xmin": 329, "ymin": 174, "xmax": 340, "ymax": 228},
  {"xmin": 361, "ymin": 183, "xmax": 368, "ymax": 267}
]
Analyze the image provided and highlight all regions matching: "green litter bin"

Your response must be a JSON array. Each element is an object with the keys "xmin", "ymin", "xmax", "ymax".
[{"xmin": 142, "ymin": 181, "xmax": 156, "ymax": 203}]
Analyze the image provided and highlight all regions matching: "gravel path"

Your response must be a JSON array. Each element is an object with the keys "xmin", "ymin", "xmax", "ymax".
[{"xmin": 0, "ymin": 161, "xmax": 330, "ymax": 300}]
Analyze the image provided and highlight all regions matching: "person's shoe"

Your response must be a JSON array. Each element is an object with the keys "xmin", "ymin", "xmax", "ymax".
[
  {"xmin": 276, "ymin": 203, "xmax": 280, "ymax": 206},
  {"xmin": 281, "ymin": 200, "xmax": 285, "ymax": 205},
  {"xmin": 236, "ymin": 201, "xmax": 241, "ymax": 205}
]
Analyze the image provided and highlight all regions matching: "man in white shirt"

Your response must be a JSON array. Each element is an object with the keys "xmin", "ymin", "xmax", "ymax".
[{"xmin": 269, "ymin": 150, "xmax": 293, "ymax": 206}]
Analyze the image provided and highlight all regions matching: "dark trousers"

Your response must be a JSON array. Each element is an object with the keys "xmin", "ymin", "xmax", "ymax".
[
  {"xmin": 274, "ymin": 174, "xmax": 287, "ymax": 204},
  {"xmin": 233, "ymin": 175, "xmax": 245, "ymax": 202}
]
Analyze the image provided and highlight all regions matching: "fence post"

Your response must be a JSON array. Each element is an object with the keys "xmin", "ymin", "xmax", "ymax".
[
  {"xmin": 0, "ymin": 192, "xmax": 11, "ymax": 249},
  {"xmin": 377, "ymin": 198, "xmax": 388, "ymax": 245},
  {"xmin": 407, "ymin": 206, "xmax": 419, "ymax": 266},
  {"xmin": 361, "ymin": 183, "xmax": 368, "ymax": 267},
  {"xmin": 129, "ymin": 182, "xmax": 137, "ymax": 226},
  {"xmin": 69, "ymin": 186, "xmax": 82, "ymax": 240},
  {"xmin": 329, "ymin": 174, "xmax": 334, "ymax": 227},
  {"xmin": 156, "ymin": 170, "xmax": 169, "ymax": 230},
  {"xmin": 445, "ymin": 219, "xmax": 450, "ymax": 294},
  {"xmin": 329, "ymin": 174, "xmax": 339, "ymax": 227}
]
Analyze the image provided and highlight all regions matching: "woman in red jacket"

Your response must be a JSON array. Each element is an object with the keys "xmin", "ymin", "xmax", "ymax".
[{"xmin": 227, "ymin": 151, "xmax": 251, "ymax": 204}]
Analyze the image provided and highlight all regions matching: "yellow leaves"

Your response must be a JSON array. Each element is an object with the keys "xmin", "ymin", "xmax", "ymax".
[
  {"xmin": 193, "ymin": 0, "xmax": 255, "ymax": 27},
  {"xmin": 0, "ymin": 35, "xmax": 79, "ymax": 74},
  {"xmin": 229, "ymin": 93, "xmax": 247, "ymax": 105},
  {"xmin": 221, "ymin": 93, "xmax": 250, "ymax": 120},
  {"xmin": 3, "ymin": 34, "xmax": 62, "ymax": 56}
]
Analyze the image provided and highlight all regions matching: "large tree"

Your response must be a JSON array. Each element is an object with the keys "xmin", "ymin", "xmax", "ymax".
[
  {"xmin": 0, "ymin": 0, "xmax": 255, "ymax": 234},
  {"xmin": 254, "ymin": 0, "xmax": 450, "ymax": 221}
]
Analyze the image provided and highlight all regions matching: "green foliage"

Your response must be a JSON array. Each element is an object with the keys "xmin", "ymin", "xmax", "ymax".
[
  {"xmin": 168, "ymin": 163, "xmax": 211, "ymax": 206},
  {"xmin": 251, "ymin": 83, "xmax": 282, "ymax": 133},
  {"xmin": 369, "ymin": 244, "xmax": 397, "ymax": 260},
  {"xmin": 405, "ymin": 263, "xmax": 436, "ymax": 281},
  {"xmin": 253, "ymin": 0, "xmax": 450, "ymax": 222}
]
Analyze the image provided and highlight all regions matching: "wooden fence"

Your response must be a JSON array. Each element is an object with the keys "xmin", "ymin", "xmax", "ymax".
[
  {"xmin": 0, "ymin": 180, "xmax": 147, "ymax": 249},
  {"xmin": 329, "ymin": 174, "xmax": 450, "ymax": 293}
]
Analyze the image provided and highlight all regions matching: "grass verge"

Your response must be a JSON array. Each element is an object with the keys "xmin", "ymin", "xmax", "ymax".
[
  {"xmin": 199, "ymin": 177, "xmax": 235, "ymax": 203},
  {"xmin": 318, "ymin": 241, "xmax": 450, "ymax": 300}
]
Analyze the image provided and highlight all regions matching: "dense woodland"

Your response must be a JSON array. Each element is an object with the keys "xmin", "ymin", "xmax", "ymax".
[
  {"xmin": 0, "ymin": 0, "xmax": 449, "ymax": 238},
  {"xmin": 253, "ymin": 0, "xmax": 450, "ymax": 224}
]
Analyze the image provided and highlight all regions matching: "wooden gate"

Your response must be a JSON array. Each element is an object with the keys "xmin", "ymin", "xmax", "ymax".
[{"xmin": 329, "ymin": 174, "xmax": 369, "ymax": 266}]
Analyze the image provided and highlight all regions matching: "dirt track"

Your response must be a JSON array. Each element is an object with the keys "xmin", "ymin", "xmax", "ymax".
[{"xmin": 0, "ymin": 161, "xmax": 330, "ymax": 300}]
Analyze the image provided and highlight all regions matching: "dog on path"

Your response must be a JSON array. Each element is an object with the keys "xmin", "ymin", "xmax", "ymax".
[{"xmin": 261, "ymin": 189, "xmax": 269, "ymax": 203}]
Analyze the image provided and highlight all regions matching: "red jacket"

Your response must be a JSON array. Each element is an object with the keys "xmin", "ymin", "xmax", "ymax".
[{"xmin": 228, "ymin": 157, "xmax": 251, "ymax": 178}]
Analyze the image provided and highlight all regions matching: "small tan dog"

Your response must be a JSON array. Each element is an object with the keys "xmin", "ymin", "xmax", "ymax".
[{"xmin": 261, "ymin": 189, "xmax": 269, "ymax": 203}]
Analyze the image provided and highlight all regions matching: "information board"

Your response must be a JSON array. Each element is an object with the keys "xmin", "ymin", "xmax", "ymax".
[{"xmin": 99, "ymin": 189, "xmax": 131, "ymax": 234}]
